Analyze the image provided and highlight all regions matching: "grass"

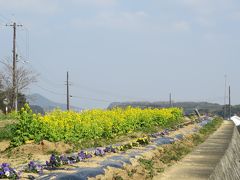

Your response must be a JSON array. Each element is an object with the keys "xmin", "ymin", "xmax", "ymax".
[
  {"xmin": 0, "ymin": 113, "xmax": 18, "ymax": 121},
  {"xmin": 160, "ymin": 142, "xmax": 192, "ymax": 164},
  {"xmin": 0, "ymin": 124, "xmax": 15, "ymax": 141},
  {"xmin": 139, "ymin": 159, "xmax": 155, "ymax": 178},
  {"xmin": 46, "ymin": 149, "xmax": 61, "ymax": 155},
  {"xmin": 127, "ymin": 169, "xmax": 137, "ymax": 177},
  {"xmin": 113, "ymin": 175, "xmax": 124, "ymax": 180},
  {"xmin": 0, "ymin": 113, "xmax": 18, "ymax": 141},
  {"xmin": 199, "ymin": 118, "xmax": 222, "ymax": 136}
]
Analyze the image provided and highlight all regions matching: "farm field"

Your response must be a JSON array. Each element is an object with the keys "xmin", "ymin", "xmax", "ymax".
[
  {"xmin": 0, "ymin": 105, "xmax": 222, "ymax": 179},
  {"xmin": 0, "ymin": 105, "xmax": 184, "ymax": 176},
  {"xmin": 9, "ymin": 104, "xmax": 183, "ymax": 147}
]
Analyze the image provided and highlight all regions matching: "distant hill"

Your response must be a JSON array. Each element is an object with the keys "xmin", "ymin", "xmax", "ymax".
[
  {"xmin": 108, "ymin": 101, "xmax": 224, "ymax": 115},
  {"xmin": 27, "ymin": 93, "xmax": 81, "ymax": 112}
]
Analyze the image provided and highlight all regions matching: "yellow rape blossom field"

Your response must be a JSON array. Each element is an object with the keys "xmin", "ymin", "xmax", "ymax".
[{"xmin": 10, "ymin": 104, "xmax": 184, "ymax": 148}]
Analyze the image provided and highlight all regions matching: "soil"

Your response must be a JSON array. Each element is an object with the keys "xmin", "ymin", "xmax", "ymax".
[
  {"xmin": 0, "ymin": 140, "xmax": 10, "ymax": 152},
  {"xmin": 0, "ymin": 140, "xmax": 73, "ymax": 167}
]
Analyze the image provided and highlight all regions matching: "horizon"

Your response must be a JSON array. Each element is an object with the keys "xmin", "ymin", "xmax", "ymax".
[{"xmin": 28, "ymin": 93, "xmax": 232, "ymax": 110}]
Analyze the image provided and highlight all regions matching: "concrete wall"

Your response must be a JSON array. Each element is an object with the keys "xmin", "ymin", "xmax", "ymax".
[{"xmin": 209, "ymin": 125, "xmax": 240, "ymax": 180}]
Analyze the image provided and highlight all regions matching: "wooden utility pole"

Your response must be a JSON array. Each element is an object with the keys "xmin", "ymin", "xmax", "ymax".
[
  {"xmin": 6, "ymin": 22, "xmax": 23, "ymax": 111},
  {"xmin": 169, "ymin": 93, "xmax": 172, "ymax": 107},
  {"xmin": 229, "ymin": 86, "xmax": 231, "ymax": 120},
  {"xmin": 67, "ymin": 71, "xmax": 70, "ymax": 111},
  {"xmin": 224, "ymin": 75, "xmax": 227, "ymax": 119}
]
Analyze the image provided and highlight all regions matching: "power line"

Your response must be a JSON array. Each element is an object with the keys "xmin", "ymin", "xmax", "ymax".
[
  {"xmin": 71, "ymin": 95, "xmax": 113, "ymax": 103},
  {"xmin": 0, "ymin": 18, "xmax": 6, "ymax": 25},
  {"xmin": 13, "ymin": 42, "xmax": 146, "ymax": 102},
  {"xmin": 34, "ymin": 84, "xmax": 113, "ymax": 103},
  {"xmin": 34, "ymin": 84, "xmax": 65, "ymax": 96},
  {"xmin": 16, "ymin": 53, "xmax": 64, "ymax": 88},
  {"xmin": 71, "ymin": 82, "xmax": 146, "ymax": 101},
  {"xmin": 15, "ymin": 27, "xmax": 29, "ymax": 59},
  {"xmin": 26, "ymin": 58, "xmax": 146, "ymax": 101},
  {"xmin": 0, "ymin": 14, "xmax": 10, "ymax": 23}
]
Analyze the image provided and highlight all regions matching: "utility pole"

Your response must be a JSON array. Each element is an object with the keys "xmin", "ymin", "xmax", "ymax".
[
  {"xmin": 224, "ymin": 75, "xmax": 227, "ymax": 119},
  {"xmin": 67, "ymin": 71, "xmax": 70, "ymax": 111},
  {"xmin": 229, "ymin": 86, "xmax": 231, "ymax": 120},
  {"xmin": 169, "ymin": 93, "xmax": 172, "ymax": 107},
  {"xmin": 6, "ymin": 22, "xmax": 23, "ymax": 111}
]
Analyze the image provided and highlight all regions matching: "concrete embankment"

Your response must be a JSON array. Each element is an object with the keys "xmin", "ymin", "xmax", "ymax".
[
  {"xmin": 209, "ymin": 121, "xmax": 240, "ymax": 180},
  {"xmin": 155, "ymin": 121, "xmax": 240, "ymax": 180}
]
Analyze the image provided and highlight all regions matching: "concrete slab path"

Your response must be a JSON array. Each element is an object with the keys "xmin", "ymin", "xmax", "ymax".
[{"xmin": 153, "ymin": 121, "xmax": 234, "ymax": 180}]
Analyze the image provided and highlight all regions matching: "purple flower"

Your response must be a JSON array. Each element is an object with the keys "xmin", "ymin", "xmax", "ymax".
[
  {"xmin": 94, "ymin": 148, "xmax": 105, "ymax": 156},
  {"xmin": 36, "ymin": 165, "xmax": 43, "ymax": 174},
  {"xmin": 60, "ymin": 155, "xmax": 64, "ymax": 161},
  {"xmin": 77, "ymin": 156, "xmax": 83, "ymax": 162},
  {"xmin": 50, "ymin": 154, "xmax": 56, "ymax": 162},
  {"xmin": 3, "ymin": 166, "xmax": 10, "ymax": 173},
  {"xmin": 111, "ymin": 148, "xmax": 117, "ymax": 153},
  {"xmin": 60, "ymin": 155, "xmax": 69, "ymax": 164},
  {"xmin": 78, "ymin": 151, "xmax": 86, "ymax": 159},
  {"xmin": 46, "ymin": 161, "xmax": 49, "ymax": 166},
  {"xmin": 0, "ymin": 163, "xmax": 20, "ymax": 178},
  {"xmin": 104, "ymin": 147, "xmax": 111, "ymax": 152},
  {"xmin": 77, "ymin": 151, "xmax": 92, "ymax": 160},
  {"xmin": 28, "ymin": 161, "xmax": 36, "ymax": 171},
  {"xmin": 104, "ymin": 146, "xmax": 116, "ymax": 153},
  {"xmin": 27, "ymin": 161, "xmax": 43, "ymax": 174},
  {"xmin": 46, "ymin": 154, "xmax": 62, "ymax": 168},
  {"xmin": 86, "ymin": 153, "xmax": 92, "ymax": 159},
  {"xmin": 1, "ymin": 163, "xmax": 9, "ymax": 168}
]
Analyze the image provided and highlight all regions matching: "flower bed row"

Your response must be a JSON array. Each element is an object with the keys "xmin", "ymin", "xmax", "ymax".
[
  {"xmin": 33, "ymin": 136, "xmax": 151, "ymax": 171},
  {"xmin": 0, "ymin": 163, "xmax": 20, "ymax": 179},
  {"xmin": 0, "ymin": 133, "xmax": 155, "ymax": 179}
]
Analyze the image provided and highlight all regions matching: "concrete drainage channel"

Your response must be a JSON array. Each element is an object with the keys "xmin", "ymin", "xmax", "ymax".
[{"xmin": 34, "ymin": 119, "xmax": 212, "ymax": 180}]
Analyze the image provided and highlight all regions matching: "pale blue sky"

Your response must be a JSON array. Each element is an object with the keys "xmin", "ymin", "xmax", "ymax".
[{"xmin": 0, "ymin": 0, "xmax": 239, "ymax": 109}]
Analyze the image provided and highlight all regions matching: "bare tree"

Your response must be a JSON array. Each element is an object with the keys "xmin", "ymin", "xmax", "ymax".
[{"xmin": 0, "ymin": 59, "xmax": 37, "ymax": 110}]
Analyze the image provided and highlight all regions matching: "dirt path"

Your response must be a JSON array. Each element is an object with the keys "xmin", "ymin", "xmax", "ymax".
[{"xmin": 153, "ymin": 121, "xmax": 234, "ymax": 180}]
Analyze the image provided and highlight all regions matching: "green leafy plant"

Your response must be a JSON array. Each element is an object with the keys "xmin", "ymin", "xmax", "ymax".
[{"xmin": 10, "ymin": 104, "xmax": 43, "ymax": 147}]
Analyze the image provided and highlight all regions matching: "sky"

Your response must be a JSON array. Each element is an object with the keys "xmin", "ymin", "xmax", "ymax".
[{"xmin": 0, "ymin": 0, "xmax": 239, "ymax": 109}]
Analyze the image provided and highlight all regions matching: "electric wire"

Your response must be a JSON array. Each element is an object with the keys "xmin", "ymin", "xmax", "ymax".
[
  {"xmin": 34, "ymin": 84, "xmax": 65, "ymax": 96},
  {"xmin": 0, "ymin": 14, "xmax": 10, "ymax": 23},
  {"xmin": 18, "ymin": 51, "xmax": 145, "ymax": 101},
  {"xmin": 71, "ymin": 82, "xmax": 146, "ymax": 101},
  {"xmin": 15, "ymin": 52, "xmax": 64, "ymax": 88},
  {"xmin": 71, "ymin": 95, "xmax": 113, "ymax": 103},
  {"xmin": 34, "ymin": 84, "xmax": 114, "ymax": 103}
]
